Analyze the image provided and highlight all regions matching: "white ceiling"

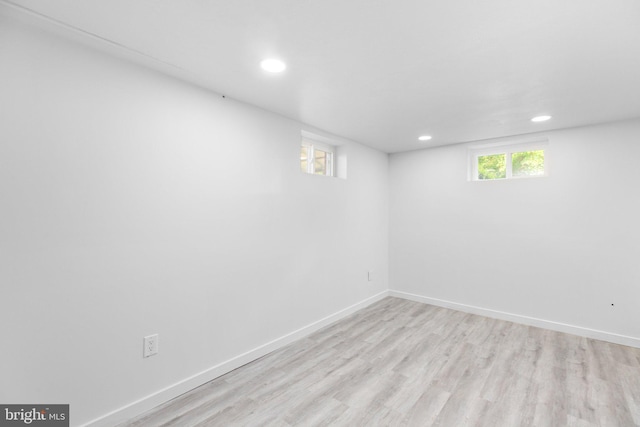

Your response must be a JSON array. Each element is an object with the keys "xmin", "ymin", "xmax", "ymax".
[{"xmin": 6, "ymin": 0, "xmax": 640, "ymax": 152}]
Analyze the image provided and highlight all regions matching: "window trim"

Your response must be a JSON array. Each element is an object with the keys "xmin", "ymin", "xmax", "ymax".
[{"xmin": 469, "ymin": 139, "xmax": 549, "ymax": 181}]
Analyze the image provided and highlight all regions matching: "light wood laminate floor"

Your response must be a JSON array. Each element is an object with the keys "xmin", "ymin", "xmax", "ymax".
[{"xmin": 121, "ymin": 297, "xmax": 640, "ymax": 426}]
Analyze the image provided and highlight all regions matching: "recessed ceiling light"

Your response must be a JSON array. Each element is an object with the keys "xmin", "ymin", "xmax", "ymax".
[
  {"xmin": 531, "ymin": 115, "xmax": 552, "ymax": 122},
  {"xmin": 260, "ymin": 58, "xmax": 286, "ymax": 73},
  {"xmin": 418, "ymin": 135, "xmax": 432, "ymax": 141}
]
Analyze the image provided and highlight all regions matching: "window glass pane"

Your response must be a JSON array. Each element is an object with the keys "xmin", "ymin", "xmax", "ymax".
[
  {"xmin": 477, "ymin": 153, "xmax": 506, "ymax": 180},
  {"xmin": 512, "ymin": 150, "xmax": 545, "ymax": 177},
  {"xmin": 300, "ymin": 139, "xmax": 336, "ymax": 177},
  {"xmin": 300, "ymin": 145, "xmax": 308, "ymax": 172},
  {"xmin": 314, "ymin": 149, "xmax": 327, "ymax": 175}
]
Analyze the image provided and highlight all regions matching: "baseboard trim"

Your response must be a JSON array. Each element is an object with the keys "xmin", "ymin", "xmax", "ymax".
[
  {"xmin": 389, "ymin": 290, "xmax": 640, "ymax": 349},
  {"xmin": 83, "ymin": 290, "xmax": 389, "ymax": 427}
]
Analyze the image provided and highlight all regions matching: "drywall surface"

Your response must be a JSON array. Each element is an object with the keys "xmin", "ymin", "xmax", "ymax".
[
  {"xmin": 390, "ymin": 119, "xmax": 640, "ymax": 343},
  {"xmin": 0, "ymin": 9, "xmax": 389, "ymax": 426}
]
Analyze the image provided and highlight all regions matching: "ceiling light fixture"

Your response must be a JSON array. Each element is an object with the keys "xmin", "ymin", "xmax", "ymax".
[
  {"xmin": 260, "ymin": 58, "xmax": 286, "ymax": 73},
  {"xmin": 531, "ymin": 115, "xmax": 552, "ymax": 122},
  {"xmin": 418, "ymin": 135, "xmax": 432, "ymax": 141}
]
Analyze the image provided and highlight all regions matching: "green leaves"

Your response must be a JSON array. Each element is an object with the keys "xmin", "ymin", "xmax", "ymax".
[
  {"xmin": 477, "ymin": 150, "xmax": 545, "ymax": 180},
  {"xmin": 478, "ymin": 153, "xmax": 506, "ymax": 180},
  {"xmin": 512, "ymin": 150, "xmax": 544, "ymax": 177}
]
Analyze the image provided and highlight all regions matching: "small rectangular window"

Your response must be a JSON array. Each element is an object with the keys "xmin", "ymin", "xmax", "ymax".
[
  {"xmin": 301, "ymin": 139, "xmax": 334, "ymax": 177},
  {"xmin": 511, "ymin": 149, "xmax": 545, "ymax": 177},
  {"xmin": 478, "ymin": 153, "xmax": 506, "ymax": 180},
  {"xmin": 470, "ymin": 140, "xmax": 547, "ymax": 181}
]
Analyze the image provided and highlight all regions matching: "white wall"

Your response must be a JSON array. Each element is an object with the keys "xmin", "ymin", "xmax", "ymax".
[
  {"xmin": 390, "ymin": 119, "xmax": 640, "ymax": 345},
  {"xmin": 0, "ymin": 9, "xmax": 388, "ymax": 426}
]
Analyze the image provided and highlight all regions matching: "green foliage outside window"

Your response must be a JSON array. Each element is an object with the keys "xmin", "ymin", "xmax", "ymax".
[
  {"xmin": 512, "ymin": 150, "xmax": 544, "ymax": 177},
  {"xmin": 477, "ymin": 149, "xmax": 545, "ymax": 180},
  {"xmin": 478, "ymin": 153, "xmax": 506, "ymax": 180}
]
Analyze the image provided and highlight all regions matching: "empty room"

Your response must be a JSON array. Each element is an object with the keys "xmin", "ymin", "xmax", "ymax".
[{"xmin": 2, "ymin": 1, "xmax": 640, "ymax": 426}]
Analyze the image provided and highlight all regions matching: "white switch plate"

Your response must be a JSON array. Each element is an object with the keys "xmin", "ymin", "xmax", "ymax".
[
  {"xmin": 143, "ymin": 334, "xmax": 158, "ymax": 358},
  {"xmin": 368, "ymin": 271, "xmax": 374, "ymax": 282}
]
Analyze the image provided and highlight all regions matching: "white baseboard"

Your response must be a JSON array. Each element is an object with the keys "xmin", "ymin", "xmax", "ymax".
[
  {"xmin": 83, "ymin": 291, "xmax": 389, "ymax": 427},
  {"xmin": 389, "ymin": 290, "xmax": 640, "ymax": 349},
  {"xmin": 84, "ymin": 288, "xmax": 638, "ymax": 426}
]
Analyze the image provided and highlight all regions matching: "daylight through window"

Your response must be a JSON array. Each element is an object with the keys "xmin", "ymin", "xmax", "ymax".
[
  {"xmin": 471, "ymin": 142, "xmax": 547, "ymax": 181},
  {"xmin": 301, "ymin": 139, "xmax": 335, "ymax": 177}
]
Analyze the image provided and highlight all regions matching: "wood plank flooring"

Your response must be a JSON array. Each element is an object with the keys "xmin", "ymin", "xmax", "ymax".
[{"xmin": 120, "ymin": 297, "xmax": 640, "ymax": 426}]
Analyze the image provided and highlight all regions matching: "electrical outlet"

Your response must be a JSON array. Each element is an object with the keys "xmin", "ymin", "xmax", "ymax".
[
  {"xmin": 143, "ymin": 334, "xmax": 158, "ymax": 358},
  {"xmin": 368, "ymin": 271, "xmax": 374, "ymax": 282}
]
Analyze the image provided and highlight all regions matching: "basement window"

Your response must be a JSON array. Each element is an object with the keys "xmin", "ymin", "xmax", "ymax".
[
  {"xmin": 470, "ymin": 140, "xmax": 548, "ymax": 181},
  {"xmin": 301, "ymin": 139, "xmax": 335, "ymax": 177}
]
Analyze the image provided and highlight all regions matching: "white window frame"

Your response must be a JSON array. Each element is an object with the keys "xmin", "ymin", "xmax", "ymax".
[
  {"xmin": 469, "ymin": 139, "xmax": 549, "ymax": 181},
  {"xmin": 301, "ymin": 138, "xmax": 335, "ymax": 177}
]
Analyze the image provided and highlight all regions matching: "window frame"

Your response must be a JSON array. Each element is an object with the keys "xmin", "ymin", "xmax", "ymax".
[
  {"xmin": 469, "ymin": 139, "xmax": 549, "ymax": 181},
  {"xmin": 301, "ymin": 138, "xmax": 335, "ymax": 177}
]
